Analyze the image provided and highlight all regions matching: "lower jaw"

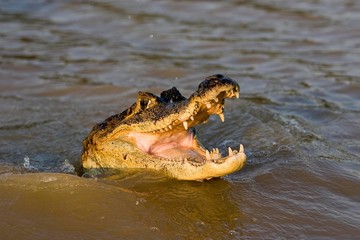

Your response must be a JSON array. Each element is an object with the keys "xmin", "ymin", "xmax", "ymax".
[
  {"xmin": 161, "ymin": 153, "xmax": 247, "ymax": 180},
  {"xmin": 83, "ymin": 146, "xmax": 246, "ymax": 180}
]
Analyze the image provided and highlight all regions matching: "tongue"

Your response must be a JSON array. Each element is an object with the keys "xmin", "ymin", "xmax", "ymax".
[
  {"xmin": 128, "ymin": 130, "xmax": 196, "ymax": 156},
  {"xmin": 153, "ymin": 147, "xmax": 200, "ymax": 160}
]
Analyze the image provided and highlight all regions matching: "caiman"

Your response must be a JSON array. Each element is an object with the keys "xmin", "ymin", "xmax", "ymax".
[{"xmin": 81, "ymin": 74, "xmax": 246, "ymax": 180}]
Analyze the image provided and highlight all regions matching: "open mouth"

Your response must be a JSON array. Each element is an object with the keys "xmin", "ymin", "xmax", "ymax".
[
  {"xmin": 82, "ymin": 74, "xmax": 247, "ymax": 180},
  {"xmin": 127, "ymin": 86, "xmax": 245, "ymax": 166}
]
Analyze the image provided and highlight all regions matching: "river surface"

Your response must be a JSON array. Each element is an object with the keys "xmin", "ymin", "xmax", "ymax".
[{"xmin": 1, "ymin": 0, "xmax": 360, "ymax": 239}]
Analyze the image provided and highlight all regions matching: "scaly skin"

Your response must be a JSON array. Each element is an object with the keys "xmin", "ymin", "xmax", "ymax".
[{"xmin": 81, "ymin": 74, "xmax": 246, "ymax": 180}]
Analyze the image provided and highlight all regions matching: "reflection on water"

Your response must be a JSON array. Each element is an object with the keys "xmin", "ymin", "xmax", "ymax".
[{"xmin": 1, "ymin": 0, "xmax": 360, "ymax": 239}]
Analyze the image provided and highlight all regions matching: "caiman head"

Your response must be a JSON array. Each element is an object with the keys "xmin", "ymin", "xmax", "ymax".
[{"xmin": 82, "ymin": 74, "xmax": 246, "ymax": 180}]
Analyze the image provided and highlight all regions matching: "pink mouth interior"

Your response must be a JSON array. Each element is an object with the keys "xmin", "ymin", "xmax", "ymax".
[{"xmin": 127, "ymin": 131, "xmax": 203, "ymax": 159}]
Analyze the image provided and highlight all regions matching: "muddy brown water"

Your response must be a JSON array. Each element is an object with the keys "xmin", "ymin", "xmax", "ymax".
[{"xmin": 1, "ymin": 1, "xmax": 360, "ymax": 239}]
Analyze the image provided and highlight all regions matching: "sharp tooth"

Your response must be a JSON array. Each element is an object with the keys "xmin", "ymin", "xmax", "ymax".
[
  {"xmin": 216, "ymin": 148, "xmax": 219, "ymax": 153},
  {"xmin": 190, "ymin": 115, "xmax": 194, "ymax": 121},
  {"xmin": 228, "ymin": 147, "xmax": 234, "ymax": 157},
  {"xmin": 206, "ymin": 102, "xmax": 212, "ymax": 109},
  {"xmin": 183, "ymin": 121, "xmax": 188, "ymax": 130},
  {"xmin": 205, "ymin": 150, "xmax": 211, "ymax": 160},
  {"xmin": 214, "ymin": 97, "xmax": 219, "ymax": 103},
  {"xmin": 239, "ymin": 144, "xmax": 244, "ymax": 153},
  {"xmin": 168, "ymin": 124, "xmax": 173, "ymax": 130},
  {"xmin": 184, "ymin": 157, "xmax": 188, "ymax": 161},
  {"xmin": 147, "ymin": 100, "xmax": 152, "ymax": 108},
  {"xmin": 218, "ymin": 113, "xmax": 225, "ymax": 122},
  {"xmin": 235, "ymin": 92, "xmax": 240, "ymax": 98}
]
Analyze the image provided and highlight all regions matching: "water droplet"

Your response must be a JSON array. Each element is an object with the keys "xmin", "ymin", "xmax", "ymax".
[
  {"xmin": 150, "ymin": 226, "xmax": 159, "ymax": 232},
  {"xmin": 135, "ymin": 198, "xmax": 147, "ymax": 205},
  {"xmin": 149, "ymin": 34, "xmax": 154, "ymax": 38},
  {"xmin": 41, "ymin": 176, "xmax": 58, "ymax": 183},
  {"xmin": 23, "ymin": 156, "xmax": 30, "ymax": 169},
  {"xmin": 229, "ymin": 230, "xmax": 238, "ymax": 236}
]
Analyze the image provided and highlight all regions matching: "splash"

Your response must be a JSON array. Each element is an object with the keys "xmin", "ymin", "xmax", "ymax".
[{"xmin": 60, "ymin": 159, "xmax": 75, "ymax": 173}]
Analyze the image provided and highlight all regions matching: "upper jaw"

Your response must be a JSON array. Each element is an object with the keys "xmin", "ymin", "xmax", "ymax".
[
  {"xmin": 125, "ymin": 75, "xmax": 240, "ymax": 134},
  {"xmin": 122, "ymin": 75, "xmax": 243, "ymax": 165}
]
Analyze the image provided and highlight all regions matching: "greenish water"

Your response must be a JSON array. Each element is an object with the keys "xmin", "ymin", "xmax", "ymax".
[{"xmin": 1, "ymin": 0, "xmax": 359, "ymax": 239}]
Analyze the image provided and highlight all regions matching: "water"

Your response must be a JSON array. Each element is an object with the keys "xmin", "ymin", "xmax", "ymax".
[{"xmin": 1, "ymin": 0, "xmax": 360, "ymax": 239}]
